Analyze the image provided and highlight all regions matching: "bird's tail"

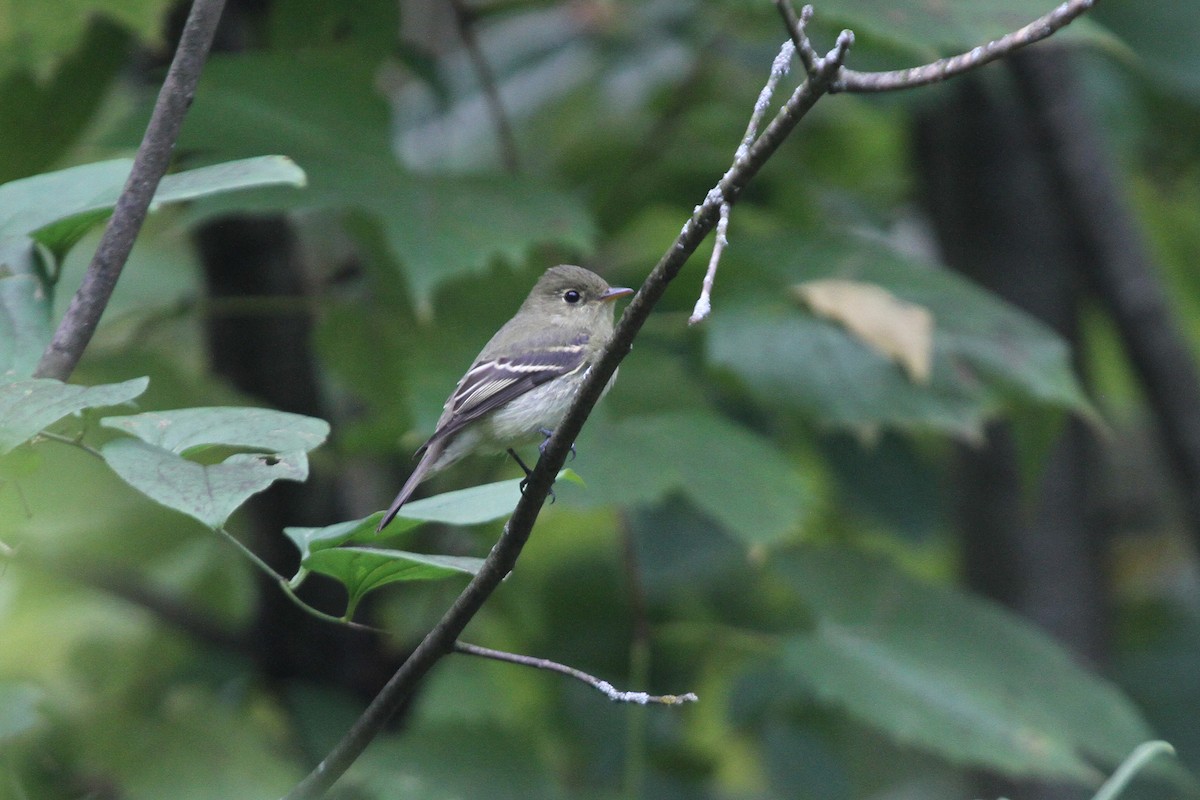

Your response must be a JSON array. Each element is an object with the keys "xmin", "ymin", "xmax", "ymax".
[{"xmin": 377, "ymin": 440, "xmax": 444, "ymax": 532}]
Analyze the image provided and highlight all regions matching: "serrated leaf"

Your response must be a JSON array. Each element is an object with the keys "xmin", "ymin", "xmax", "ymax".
[
  {"xmin": 304, "ymin": 547, "xmax": 483, "ymax": 616},
  {"xmin": 100, "ymin": 406, "xmax": 329, "ymax": 456},
  {"xmin": 100, "ymin": 438, "xmax": 308, "ymax": 529},
  {"xmin": 778, "ymin": 547, "xmax": 1156, "ymax": 782},
  {"xmin": 0, "ymin": 156, "xmax": 306, "ymax": 258},
  {"xmin": 707, "ymin": 234, "xmax": 1093, "ymax": 440},
  {"xmin": 0, "ymin": 377, "xmax": 148, "ymax": 454},
  {"xmin": 171, "ymin": 50, "xmax": 594, "ymax": 307},
  {"xmin": 569, "ymin": 412, "xmax": 810, "ymax": 546},
  {"xmin": 794, "ymin": 279, "xmax": 934, "ymax": 384}
]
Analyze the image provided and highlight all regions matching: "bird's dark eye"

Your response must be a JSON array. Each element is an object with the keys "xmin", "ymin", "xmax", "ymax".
[{"xmin": 563, "ymin": 290, "xmax": 582, "ymax": 304}]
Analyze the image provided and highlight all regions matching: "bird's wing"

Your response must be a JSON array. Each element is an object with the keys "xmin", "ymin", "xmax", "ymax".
[{"xmin": 428, "ymin": 332, "xmax": 590, "ymax": 444}]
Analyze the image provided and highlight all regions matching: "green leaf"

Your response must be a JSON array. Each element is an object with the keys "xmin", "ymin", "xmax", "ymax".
[
  {"xmin": 707, "ymin": 234, "xmax": 1093, "ymax": 440},
  {"xmin": 284, "ymin": 514, "xmax": 420, "ymax": 567},
  {"xmin": 0, "ymin": 21, "xmax": 129, "ymax": 184},
  {"xmin": 777, "ymin": 546, "xmax": 1156, "ymax": 783},
  {"xmin": 100, "ymin": 407, "xmax": 329, "ymax": 456},
  {"xmin": 0, "ymin": 682, "xmax": 43, "ymax": 741},
  {"xmin": 396, "ymin": 476, "xmax": 536, "ymax": 526},
  {"xmin": 0, "ymin": 156, "xmax": 306, "ymax": 259},
  {"xmin": 569, "ymin": 411, "xmax": 810, "ymax": 546},
  {"xmin": 171, "ymin": 50, "xmax": 594, "ymax": 306},
  {"xmin": 0, "ymin": 377, "xmax": 148, "ymax": 455},
  {"xmin": 0, "ymin": 237, "xmax": 52, "ymax": 380},
  {"xmin": 100, "ymin": 439, "xmax": 309, "ymax": 529},
  {"xmin": 305, "ymin": 547, "xmax": 483, "ymax": 615},
  {"xmin": 0, "ymin": 0, "xmax": 172, "ymax": 78}
]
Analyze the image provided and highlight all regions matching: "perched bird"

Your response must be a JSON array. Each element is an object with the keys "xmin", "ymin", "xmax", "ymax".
[{"xmin": 378, "ymin": 265, "xmax": 633, "ymax": 531}]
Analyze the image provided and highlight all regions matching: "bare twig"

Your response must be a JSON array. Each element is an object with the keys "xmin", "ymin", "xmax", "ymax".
[
  {"xmin": 34, "ymin": 0, "xmax": 227, "ymax": 381},
  {"xmin": 448, "ymin": 0, "xmax": 520, "ymax": 173},
  {"xmin": 453, "ymin": 642, "xmax": 697, "ymax": 705},
  {"xmin": 778, "ymin": 0, "xmax": 1098, "ymax": 94},
  {"xmin": 688, "ymin": 202, "xmax": 730, "ymax": 325},
  {"xmin": 284, "ymin": 1, "xmax": 1100, "ymax": 794}
]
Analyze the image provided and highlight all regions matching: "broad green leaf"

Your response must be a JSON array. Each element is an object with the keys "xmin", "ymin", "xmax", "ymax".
[
  {"xmin": 0, "ymin": 682, "xmax": 43, "ymax": 741},
  {"xmin": 706, "ymin": 234, "xmax": 1092, "ymax": 440},
  {"xmin": 0, "ymin": 0, "xmax": 172, "ymax": 78},
  {"xmin": 778, "ymin": 547, "xmax": 1156, "ymax": 782},
  {"xmin": 100, "ymin": 438, "xmax": 308, "ymax": 529},
  {"xmin": 0, "ymin": 377, "xmax": 148, "ymax": 454},
  {"xmin": 100, "ymin": 407, "xmax": 329, "ymax": 456},
  {"xmin": 570, "ymin": 411, "xmax": 810, "ymax": 546},
  {"xmin": 0, "ymin": 236, "xmax": 51, "ymax": 380},
  {"xmin": 0, "ymin": 156, "xmax": 306, "ymax": 258},
  {"xmin": 304, "ymin": 547, "xmax": 484, "ymax": 616},
  {"xmin": 284, "ymin": 514, "xmax": 420, "ymax": 567},
  {"xmin": 396, "ymin": 476, "xmax": 535, "ymax": 526},
  {"xmin": 0, "ymin": 21, "xmax": 129, "ymax": 183},
  {"xmin": 171, "ymin": 50, "xmax": 594, "ymax": 306}
]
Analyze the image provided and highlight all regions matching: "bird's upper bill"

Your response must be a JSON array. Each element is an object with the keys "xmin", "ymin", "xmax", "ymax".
[{"xmin": 600, "ymin": 286, "xmax": 634, "ymax": 302}]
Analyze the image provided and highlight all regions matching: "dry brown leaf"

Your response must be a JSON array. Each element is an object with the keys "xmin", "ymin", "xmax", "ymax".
[{"xmin": 793, "ymin": 279, "xmax": 935, "ymax": 384}]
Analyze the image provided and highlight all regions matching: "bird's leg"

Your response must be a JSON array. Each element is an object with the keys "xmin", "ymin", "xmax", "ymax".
[
  {"xmin": 508, "ymin": 448, "xmax": 556, "ymax": 504},
  {"xmin": 538, "ymin": 428, "xmax": 576, "ymax": 461}
]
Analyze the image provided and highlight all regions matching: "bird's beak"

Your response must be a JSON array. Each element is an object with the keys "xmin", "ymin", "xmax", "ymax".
[{"xmin": 600, "ymin": 286, "xmax": 634, "ymax": 302}]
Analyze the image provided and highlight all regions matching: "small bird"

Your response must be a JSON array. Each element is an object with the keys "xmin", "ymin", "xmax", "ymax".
[{"xmin": 377, "ymin": 265, "xmax": 633, "ymax": 532}]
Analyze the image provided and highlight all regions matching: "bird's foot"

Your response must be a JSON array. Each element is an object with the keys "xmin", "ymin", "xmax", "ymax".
[{"xmin": 538, "ymin": 428, "xmax": 576, "ymax": 461}]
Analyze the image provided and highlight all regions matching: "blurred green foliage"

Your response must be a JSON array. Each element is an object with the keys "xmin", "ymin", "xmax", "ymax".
[{"xmin": 2, "ymin": 0, "xmax": 1200, "ymax": 798}]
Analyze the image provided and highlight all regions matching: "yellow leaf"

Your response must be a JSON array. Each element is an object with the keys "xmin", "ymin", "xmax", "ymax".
[{"xmin": 793, "ymin": 279, "xmax": 934, "ymax": 384}]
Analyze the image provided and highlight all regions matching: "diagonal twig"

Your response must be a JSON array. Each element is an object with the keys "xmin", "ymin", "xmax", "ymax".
[
  {"xmin": 34, "ymin": 0, "xmax": 228, "ymax": 381},
  {"xmin": 448, "ymin": 0, "xmax": 520, "ymax": 173}
]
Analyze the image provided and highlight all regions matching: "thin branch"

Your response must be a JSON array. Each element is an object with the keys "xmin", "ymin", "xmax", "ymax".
[
  {"xmin": 448, "ymin": 0, "xmax": 520, "ymax": 174},
  {"xmin": 688, "ymin": 202, "xmax": 729, "ymax": 325},
  {"xmin": 34, "ymin": 0, "xmax": 227, "ymax": 381},
  {"xmin": 453, "ymin": 642, "xmax": 698, "ymax": 705},
  {"xmin": 283, "ymin": 31, "xmax": 853, "ymax": 800},
  {"xmin": 777, "ymin": 0, "xmax": 1098, "ymax": 94},
  {"xmin": 33, "ymin": 430, "xmax": 105, "ymax": 461}
]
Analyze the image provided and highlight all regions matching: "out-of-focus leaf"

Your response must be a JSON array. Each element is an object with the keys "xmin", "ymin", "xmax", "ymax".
[
  {"xmin": 0, "ymin": 237, "xmax": 51, "ymax": 380},
  {"xmin": 29, "ymin": 157, "xmax": 306, "ymax": 258},
  {"xmin": 0, "ymin": 21, "xmax": 129, "ymax": 184},
  {"xmin": 170, "ymin": 50, "xmax": 594, "ymax": 307},
  {"xmin": 0, "ymin": 0, "xmax": 171, "ymax": 78},
  {"xmin": 707, "ymin": 234, "xmax": 1093, "ymax": 440},
  {"xmin": 0, "ymin": 377, "xmax": 148, "ymax": 455},
  {"xmin": 778, "ymin": 546, "xmax": 1157, "ymax": 782},
  {"xmin": 267, "ymin": 0, "xmax": 398, "ymax": 56},
  {"xmin": 0, "ymin": 682, "xmax": 43, "ymax": 741},
  {"xmin": 100, "ymin": 407, "xmax": 329, "ymax": 456},
  {"xmin": 304, "ymin": 547, "xmax": 483, "ymax": 616},
  {"xmin": 1092, "ymin": 1, "xmax": 1200, "ymax": 102},
  {"xmin": 100, "ymin": 439, "xmax": 308, "ymax": 529},
  {"xmin": 795, "ymin": 279, "xmax": 934, "ymax": 384},
  {"xmin": 569, "ymin": 411, "xmax": 810, "ymax": 546}
]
